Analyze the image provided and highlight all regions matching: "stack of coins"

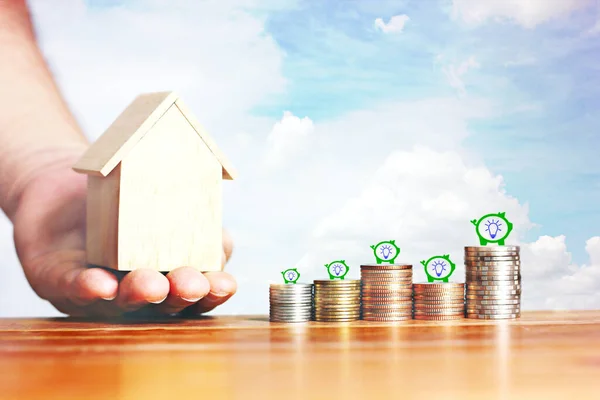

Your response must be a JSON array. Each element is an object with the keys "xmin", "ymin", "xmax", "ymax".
[
  {"xmin": 360, "ymin": 264, "xmax": 413, "ymax": 321},
  {"xmin": 413, "ymin": 283, "xmax": 465, "ymax": 320},
  {"xmin": 465, "ymin": 246, "xmax": 521, "ymax": 319},
  {"xmin": 313, "ymin": 280, "xmax": 361, "ymax": 322},
  {"xmin": 269, "ymin": 283, "xmax": 313, "ymax": 322}
]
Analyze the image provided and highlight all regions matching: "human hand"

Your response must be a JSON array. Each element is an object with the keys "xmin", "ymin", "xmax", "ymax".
[{"xmin": 11, "ymin": 152, "xmax": 237, "ymax": 317}]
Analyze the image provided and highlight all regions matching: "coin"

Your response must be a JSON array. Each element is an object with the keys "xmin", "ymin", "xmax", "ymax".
[
  {"xmin": 465, "ymin": 256, "xmax": 520, "ymax": 265},
  {"xmin": 413, "ymin": 315, "xmax": 464, "ymax": 321},
  {"xmin": 413, "ymin": 283, "xmax": 464, "ymax": 289},
  {"xmin": 466, "ymin": 313, "xmax": 520, "ymax": 319},
  {"xmin": 413, "ymin": 294, "xmax": 464, "ymax": 300},
  {"xmin": 464, "ymin": 246, "xmax": 520, "ymax": 253},
  {"xmin": 414, "ymin": 302, "xmax": 465, "ymax": 307},
  {"xmin": 362, "ymin": 312, "xmax": 413, "ymax": 318},
  {"xmin": 466, "ymin": 294, "xmax": 521, "ymax": 299},
  {"xmin": 413, "ymin": 311, "xmax": 465, "ymax": 316},
  {"xmin": 360, "ymin": 264, "xmax": 412, "ymax": 270},
  {"xmin": 466, "ymin": 276, "xmax": 521, "ymax": 282},
  {"xmin": 363, "ymin": 302, "xmax": 413, "ymax": 308},
  {"xmin": 362, "ymin": 316, "xmax": 412, "ymax": 321},
  {"xmin": 362, "ymin": 290, "xmax": 413, "ymax": 296},
  {"xmin": 467, "ymin": 283, "xmax": 521, "ymax": 290},
  {"xmin": 414, "ymin": 303, "xmax": 465, "ymax": 309},
  {"xmin": 361, "ymin": 270, "xmax": 413, "ymax": 275},
  {"xmin": 466, "ymin": 302, "xmax": 520, "ymax": 309},
  {"xmin": 361, "ymin": 293, "xmax": 413, "ymax": 299}
]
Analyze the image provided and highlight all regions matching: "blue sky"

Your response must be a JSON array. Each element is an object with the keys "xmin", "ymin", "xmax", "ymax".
[{"xmin": 248, "ymin": 0, "xmax": 600, "ymax": 263}]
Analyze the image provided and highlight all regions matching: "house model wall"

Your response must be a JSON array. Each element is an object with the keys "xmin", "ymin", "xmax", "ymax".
[{"xmin": 73, "ymin": 92, "xmax": 236, "ymax": 272}]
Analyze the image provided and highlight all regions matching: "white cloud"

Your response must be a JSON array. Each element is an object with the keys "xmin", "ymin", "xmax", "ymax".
[
  {"xmin": 295, "ymin": 146, "xmax": 532, "ymax": 285},
  {"xmin": 374, "ymin": 14, "xmax": 410, "ymax": 33},
  {"xmin": 451, "ymin": 0, "xmax": 591, "ymax": 29},
  {"xmin": 440, "ymin": 56, "xmax": 480, "ymax": 96},
  {"xmin": 264, "ymin": 111, "xmax": 314, "ymax": 167},
  {"xmin": 522, "ymin": 236, "xmax": 600, "ymax": 309}
]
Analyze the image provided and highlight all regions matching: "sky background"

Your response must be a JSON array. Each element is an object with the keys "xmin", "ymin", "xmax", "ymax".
[{"xmin": 1, "ymin": 0, "xmax": 599, "ymax": 316}]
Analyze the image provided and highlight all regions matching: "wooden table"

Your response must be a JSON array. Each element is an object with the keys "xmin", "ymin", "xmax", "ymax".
[{"xmin": 0, "ymin": 311, "xmax": 599, "ymax": 399}]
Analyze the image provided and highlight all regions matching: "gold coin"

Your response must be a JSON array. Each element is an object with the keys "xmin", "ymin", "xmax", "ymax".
[
  {"xmin": 360, "ymin": 264, "xmax": 412, "ymax": 270},
  {"xmin": 413, "ymin": 315, "xmax": 464, "ymax": 321},
  {"xmin": 362, "ymin": 316, "xmax": 412, "ymax": 321}
]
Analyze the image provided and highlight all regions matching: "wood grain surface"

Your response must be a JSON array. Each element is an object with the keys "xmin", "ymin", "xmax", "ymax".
[{"xmin": 0, "ymin": 311, "xmax": 599, "ymax": 400}]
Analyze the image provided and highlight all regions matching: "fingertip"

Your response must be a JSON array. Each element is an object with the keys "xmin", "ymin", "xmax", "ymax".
[
  {"xmin": 117, "ymin": 269, "xmax": 170, "ymax": 309},
  {"xmin": 166, "ymin": 266, "xmax": 210, "ymax": 302},
  {"xmin": 75, "ymin": 267, "xmax": 119, "ymax": 302},
  {"xmin": 205, "ymin": 271, "xmax": 237, "ymax": 296}
]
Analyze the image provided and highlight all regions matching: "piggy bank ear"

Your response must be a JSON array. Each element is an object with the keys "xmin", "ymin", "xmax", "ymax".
[
  {"xmin": 390, "ymin": 240, "xmax": 395, "ymax": 244},
  {"xmin": 499, "ymin": 212, "xmax": 506, "ymax": 217}
]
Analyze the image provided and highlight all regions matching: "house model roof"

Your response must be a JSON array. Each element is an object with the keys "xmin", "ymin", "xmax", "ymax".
[{"xmin": 73, "ymin": 91, "xmax": 237, "ymax": 180}]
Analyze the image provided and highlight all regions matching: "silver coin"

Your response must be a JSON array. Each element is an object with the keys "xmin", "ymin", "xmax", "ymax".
[
  {"xmin": 465, "ymin": 264, "xmax": 520, "ymax": 269},
  {"xmin": 270, "ymin": 315, "xmax": 312, "ymax": 321},
  {"xmin": 464, "ymin": 251, "xmax": 520, "ymax": 258},
  {"xmin": 269, "ymin": 289, "xmax": 313, "ymax": 293},
  {"xmin": 466, "ymin": 295, "xmax": 520, "ymax": 301},
  {"xmin": 270, "ymin": 318, "xmax": 311, "ymax": 323},
  {"xmin": 466, "ymin": 301, "xmax": 521, "ymax": 308},
  {"xmin": 464, "ymin": 246, "xmax": 520, "ymax": 253},
  {"xmin": 269, "ymin": 305, "xmax": 313, "ymax": 309},
  {"xmin": 270, "ymin": 299, "xmax": 312, "ymax": 303},
  {"xmin": 465, "ymin": 263, "xmax": 521, "ymax": 269},
  {"xmin": 466, "ymin": 292, "xmax": 520, "ymax": 298},
  {"xmin": 466, "ymin": 266, "xmax": 520, "ymax": 272},
  {"xmin": 269, "ymin": 296, "xmax": 313, "ymax": 301},
  {"xmin": 464, "ymin": 255, "xmax": 520, "ymax": 262},
  {"xmin": 466, "ymin": 276, "xmax": 519, "ymax": 281},
  {"xmin": 467, "ymin": 283, "xmax": 521, "ymax": 289},
  {"xmin": 466, "ymin": 270, "xmax": 521, "ymax": 276},
  {"xmin": 270, "ymin": 283, "xmax": 313, "ymax": 288},
  {"xmin": 467, "ymin": 301, "xmax": 520, "ymax": 307},
  {"xmin": 466, "ymin": 303, "xmax": 520, "ymax": 310},
  {"xmin": 465, "ymin": 269, "xmax": 520, "ymax": 275},
  {"xmin": 270, "ymin": 313, "xmax": 313, "ymax": 319},
  {"xmin": 466, "ymin": 309, "xmax": 521, "ymax": 316},
  {"xmin": 466, "ymin": 276, "xmax": 521, "ymax": 282},
  {"xmin": 270, "ymin": 293, "xmax": 313, "ymax": 296},
  {"xmin": 466, "ymin": 313, "xmax": 520, "ymax": 319}
]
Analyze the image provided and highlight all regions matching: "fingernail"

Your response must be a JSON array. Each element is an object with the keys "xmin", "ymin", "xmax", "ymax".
[
  {"xmin": 180, "ymin": 296, "xmax": 202, "ymax": 303},
  {"xmin": 149, "ymin": 295, "xmax": 168, "ymax": 304},
  {"xmin": 101, "ymin": 294, "xmax": 117, "ymax": 301}
]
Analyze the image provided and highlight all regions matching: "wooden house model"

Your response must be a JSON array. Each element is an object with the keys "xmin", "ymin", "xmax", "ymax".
[{"xmin": 73, "ymin": 92, "xmax": 236, "ymax": 272}]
